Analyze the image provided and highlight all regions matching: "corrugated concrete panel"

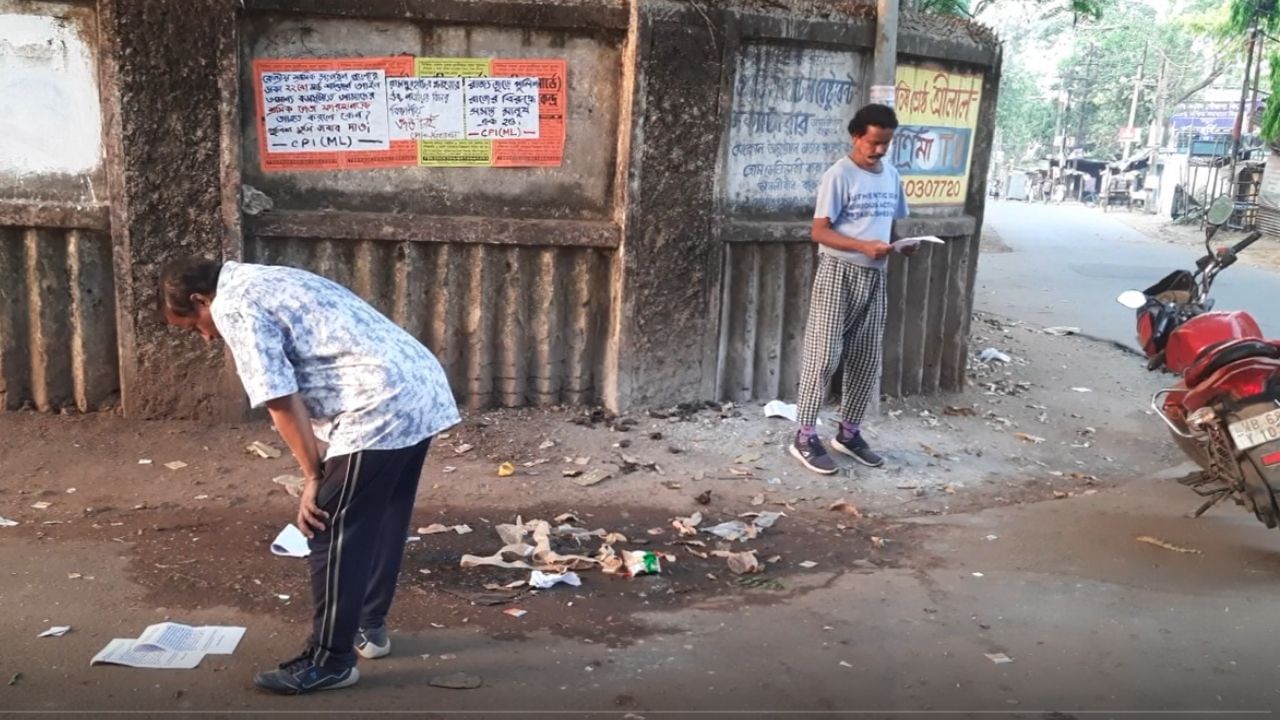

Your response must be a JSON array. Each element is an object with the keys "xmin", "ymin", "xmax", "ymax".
[
  {"xmin": 717, "ymin": 235, "xmax": 976, "ymax": 403},
  {"xmin": 0, "ymin": 226, "xmax": 119, "ymax": 411},
  {"xmin": 245, "ymin": 236, "xmax": 612, "ymax": 409}
]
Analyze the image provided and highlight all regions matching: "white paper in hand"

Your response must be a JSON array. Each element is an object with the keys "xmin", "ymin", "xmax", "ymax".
[
  {"xmin": 891, "ymin": 235, "xmax": 945, "ymax": 252},
  {"xmin": 270, "ymin": 524, "xmax": 311, "ymax": 558}
]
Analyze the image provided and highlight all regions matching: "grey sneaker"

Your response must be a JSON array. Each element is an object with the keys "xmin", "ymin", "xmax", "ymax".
[
  {"xmin": 790, "ymin": 432, "xmax": 838, "ymax": 475},
  {"xmin": 831, "ymin": 430, "xmax": 884, "ymax": 468},
  {"xmin": 355, "ymin": 626, "xmax": 390, "ymax": 659},
  {"xmin": 254, "ymin": 650, "xmax": 359, "ymax": 695}
]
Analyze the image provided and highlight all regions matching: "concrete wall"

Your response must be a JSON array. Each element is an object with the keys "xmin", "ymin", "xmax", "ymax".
[
  {"xmin": 0, "ymin": 0, "xmax": 999, "ymax": 417},
  {"xmin": 0, "ymin": 0, "xmax": 118, "ymax": 411}
]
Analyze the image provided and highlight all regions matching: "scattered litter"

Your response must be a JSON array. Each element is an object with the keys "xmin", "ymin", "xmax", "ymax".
[
  {"xmin": 503, "ymin": 608, "xmax": 528, "ymax": 619},
  {"xmin": 8, "ymin": 673, "xmax": 20, "ymax": 686},
  {"xmin": 454, "ymin": 444, "xmax": 474, "ymax": 455},
  {"xmin": 839, "ymin": 661, "xmax": 853, "ymax": 668},
  {"xmin": 985, "ymin": 652, "xmax": 1014, "ymax": 664},
  {"xmin": 442, "ymin": 466, "xmax": 457, "ymax": 474},
  {"xmin": 419, "ymin": 523, "xmax": 450, "ymax": 535},
  {"xmin": 623, "ymin": 550, "xmax": 661, "ymax": 577},
  {"xmin": 573, "ymin": 457, "xmax": 591, "ymax": 466},
  {"xmin": 672, "ymin": 512, "xmax": 703, "ymax": 537},
  {"xmin": 725, "ymin": 550, "xmax": 761, "ymax": 575},
  {"xmin": 246, "ymin": 441, "xmax": 282, "ymax": 459},
  {"xmin": 1070, "ymin": 387, "xmax": 1093, "ymax": 393},
  {"xmin": 870, "ymin": 537, "xmax": 886, "ymax": 548},
  {"xmin": 750, "ymin": 494, "xmax": 765, "ymax": 507},
  {"xmin": 276, "ymin": 594, "xmax": 291, "ymax": 601},
  {"xmin": 0, "ymin": 516, "xmax": 18, "ymax": 527},
  {"xmin": 971, "ymin": 572, "xmax": 985, "ymax": 578},
  {"xmin": 1014, "ymin": 432, "xmax": 1046, "ymax": 444},
  {"xmin": 1136, "ymin": 536, "xmax": 1202, "ymax": 555},
  {"xmin": 270, "ymin": 524, "xmax": 310, "ymax": 558},
  {"xmin": 944, "ymin": 405, "xmax": 978, "ymax": 417},
  {"xmin": 430, "ymin": 672, "xmax": 483, "ymax": 690},
  {"xmin": 529, "ymin": 571, "xmax": 582, "ymax": 589},
  {"xmin": 452, "ymin": 524, "xmax": 473, "ymax": 535},
  {"xmin": 38, "ymin": 626, "xmax": 71, "ymax": 638},
  {"xmin": 193, "ymin": 494, "xmax": 210, "ymax": 501},
  {"xmin": 743, "ymin": 511, "xmax": 783, "ymax": 529},
  {"xmin": 695, "ymin": 490, "xmax": 712, "ymax": 505},
  {"xmin": 272, "ymin": 475, "xmax": 305, "ymax": 498},
  {"xmin": 984, "ymin": 534, "xmax": 999, "ymax": 541},
  {"xmin": 91, "ymin": 623, "xmax": 245, "ymax": 669},
  {"xmin": 444, "ymin": 588, "xmax": 523, "ymax": 606},
  {"xmin": 571, "ymin": 468, "xmax": 613, "ymax": 487},
  {"xmin": 1053, "ymin": 490, "xmax": 1069, "ymax": 499},
  {"xmin": 734, "ymin": 451, "xmax": 762, "ymax": 464},
  {"xmin": 497, "ymin": 462, "xmax": 515, "ymax": 477},
  {"xmin": 828, "ymin": 500, "xmax": 862, "ymax": 517},
  {"xmin": 979, "ymin": 348, "xmax": 1012, "ymax": 364},
  {"xmin": 763, "ymin": 400, "xmax": 798, "ymax": 422},
  {"xmin": 539, "ymin": 440, "xmax": 557, "ymax": 451},
  {"xmin": 138, "ymin": 459, "xmax": 153, "ymax": 465},
  {"xmin": 65, "ymin": 488, "xmax": 76, "ymax": 494},
  {"xmin": 1042, "ymin": 326, "xmax": 1080, "ymax": 336},
  {"xmin": 798, "ymin": 561, "xmax": 818, "ymax": 569},
  {"xmin": 704, "ymin": 520, "xmax": 756, "ymax": 542},
  {"xmin": 31, "ymin": 501, "xmax": 51, "ymax": 510},
  {"xmin": 561, "ymin": 469, "xmax": 582, "ymax": 478},
  {"xmin": 405, "ymin": 536, "xmax": 421, "ymax": 543},
  {"xmin": 164, "ymin": 461, "xmax": 188, "ymax": 470}
]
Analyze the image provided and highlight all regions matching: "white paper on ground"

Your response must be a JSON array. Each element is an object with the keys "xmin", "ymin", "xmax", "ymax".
[
  {"xmin": 270, "ymin": 524, "xmax": 311, "ymax": 558},
  {"xmin": 38, "ymin": 626, "xmax": 71, "ymax": 638},
  {"xmin": 891, "ymin": 235, "xmax": 945, "ymax": 252},
  {"xmin": 91, "ymin": 639, "xmax": 204, "ymax": 669},
  {"xmin": 529, "ymin": 570, "xmax": 582, "ymax": 589},
  {"xmin": 763, "ymin": 400, "xmax": 798, "ymax": 422},
  {"xmin": 134, "ymin": 623, "xmax": 245, "ymax": 655}
]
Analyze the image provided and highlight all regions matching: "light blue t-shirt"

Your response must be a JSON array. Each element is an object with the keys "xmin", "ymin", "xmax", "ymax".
[
  {"xmin": 212, "ymin": 261, "xmax": 461, "ymax": 459},
  {"xmin": 812, "ymin": 156, "xmax": 909, "ymax": 269}
]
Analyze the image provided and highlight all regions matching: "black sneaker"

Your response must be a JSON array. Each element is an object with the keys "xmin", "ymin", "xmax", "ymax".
[
  {"xmin": 831, "ymin": 430, "xmax": 884, "ymax": 468},
  {"xmin": 790, "ymin": 432, "xmax": 838, "ymax": 475},
  {"xmin": 253, "ymin": 650, "xmax": 360, "ymax": 695}
]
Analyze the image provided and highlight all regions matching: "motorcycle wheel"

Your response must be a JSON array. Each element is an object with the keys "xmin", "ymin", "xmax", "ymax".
[{"xmin": 1240, "ymin": 442, "xmax": 1280, "ymax": 529}]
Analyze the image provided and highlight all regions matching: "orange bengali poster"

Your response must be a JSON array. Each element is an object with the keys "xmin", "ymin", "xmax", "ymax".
[
  {"xmin": 254, "ymin": 56, "xmax": 416, "ymax": 173},
  {"xmin": 490, "ymin": 59, "xmax": 567, "ymax": 168}
]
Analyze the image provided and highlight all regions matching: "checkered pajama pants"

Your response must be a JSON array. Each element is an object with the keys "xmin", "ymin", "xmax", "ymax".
[{"xmin": 795, "ymin": 254, "xmax": 888, "ymax": 428}]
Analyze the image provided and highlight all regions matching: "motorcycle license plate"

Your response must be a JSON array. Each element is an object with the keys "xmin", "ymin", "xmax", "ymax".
[{"xmin": 1229, "ymin": 407, "xmax": 1280, "ymax": 451}]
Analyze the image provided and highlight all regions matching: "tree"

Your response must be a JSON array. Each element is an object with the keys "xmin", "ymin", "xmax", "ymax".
[
  {"xmin": 915, "ymin": 0, "xmax": 1109, "ymax": 21},
  {"xmin": 994, "ymin": 65, "xmax": 1056, "ymax": 163}
]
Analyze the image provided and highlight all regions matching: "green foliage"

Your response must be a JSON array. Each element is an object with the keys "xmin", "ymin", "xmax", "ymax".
[
  {"xmin": 996, "ymin": 65, "xmax": 1056, "ymax": 163},
  {"xmin": 1261, "ymin": 53, "xmax": 1280, "ymax": 143}
]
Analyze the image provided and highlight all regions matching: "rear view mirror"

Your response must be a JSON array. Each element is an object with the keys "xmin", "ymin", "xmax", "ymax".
[
  {"xmin": 1206, "ymin": 195, "xmax": 1234, "ymax": 226},
  {"xmin": 1117, "ymin": 290, "xmax": 1147, "ymax": 309}
]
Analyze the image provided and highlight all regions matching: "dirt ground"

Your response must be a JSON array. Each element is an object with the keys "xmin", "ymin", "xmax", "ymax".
[{"xmin": 0, "ymin": 295, "xmax": 1204, "ymax": 716}]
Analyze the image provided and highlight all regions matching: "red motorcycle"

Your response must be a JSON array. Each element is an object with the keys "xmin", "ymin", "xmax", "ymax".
[{"xmin": 1118, "ymin": 196, "xmax": 1280, "ymax": 528}]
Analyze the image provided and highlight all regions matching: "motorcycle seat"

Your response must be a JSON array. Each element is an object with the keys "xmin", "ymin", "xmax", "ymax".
[{"xmin": 1184, "ymin": 338, "xmax": 1280, "ymax": 387}]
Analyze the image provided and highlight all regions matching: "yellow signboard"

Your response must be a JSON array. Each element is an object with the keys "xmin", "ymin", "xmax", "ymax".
[{"xmin": 893, "ymin": 65, "xmax": 984, "ymax": 205}]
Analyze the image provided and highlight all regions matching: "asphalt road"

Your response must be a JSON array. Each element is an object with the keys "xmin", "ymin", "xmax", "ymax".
[{"xmin": 978, "ymin": 200, "xmax": 1280, "ymax": 349}]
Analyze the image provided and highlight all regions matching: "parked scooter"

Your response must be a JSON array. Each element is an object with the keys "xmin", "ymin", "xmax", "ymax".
[{"xmin": 1117, "ymin": 195, "xmax": 1280, "ymax": 527}]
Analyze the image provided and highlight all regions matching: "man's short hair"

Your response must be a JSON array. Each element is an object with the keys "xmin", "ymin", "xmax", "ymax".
[
  {"xmin": 848, "ymin": 104, "xmax": 900, "ymax": 137},
  {"xmin": 158, "ymin": 257, "xmax": 222, "ymax": 317}
]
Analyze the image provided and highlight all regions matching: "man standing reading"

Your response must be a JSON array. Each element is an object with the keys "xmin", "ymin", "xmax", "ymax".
[
  {"xmin": 159, "ymin": 258, "xmax": 460, "ymax": 694},
  {"xmin": 790, "ymin": 103, "xmax": 911, "ymax": 475}
]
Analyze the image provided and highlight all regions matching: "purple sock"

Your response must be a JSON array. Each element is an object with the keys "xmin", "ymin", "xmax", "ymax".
[
  {"xmin": 797, "ymin": 425, "xmax": 817, "ymax": 441},
  {"xmin": 839, "ymin": 421, "xmax": 860, "ymax": 437}
]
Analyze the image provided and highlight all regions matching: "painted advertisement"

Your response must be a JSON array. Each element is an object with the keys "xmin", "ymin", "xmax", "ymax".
[
  {"xmin": 893, "ymin": 65, "xmax": 983, "ymax": 205},
  {"xmin": 253, "ymin": 56, "xmax": 566, "ymax": 171},
  {"xmin": 724, "ymin": 43, "xmax": 864, "ymax": 212}
]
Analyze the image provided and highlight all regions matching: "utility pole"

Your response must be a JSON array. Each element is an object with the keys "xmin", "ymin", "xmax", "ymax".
[
  {"xmin": 871, "ymin": 0, "xmax": 899, "ymax": 108},
  {"xmin": 1249, "ymin": 35, "xmax": 1266, "ymax": 134},
  {"xmin": 1230, "ymin": 22, "xmax": 1259, "ymax": 199},
  {"xmin": 1148, "ymin": 55, "xmax": 1169, "ymax": 151},
  {"xmin": 1122, "ymin": 42, "xmax": 1149, "ymax": 160}
]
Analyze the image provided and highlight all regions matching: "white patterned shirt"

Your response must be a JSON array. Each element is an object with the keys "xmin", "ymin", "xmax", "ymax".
[{"xmin": 212, "ymin": 261, "xmax": 460, "ymax": 459}]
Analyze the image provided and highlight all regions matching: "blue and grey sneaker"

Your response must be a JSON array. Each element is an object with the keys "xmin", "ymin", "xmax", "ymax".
[
  {"xmin": 831, "ymin": 429, "xmax": 884, "ymax": 468},
  {"xmin": 355, "ymin": 626, "xmax": 390, "ymax": 660},
  {"xmin": 253, "ymin": 650, "xmax": 359, "ymax": 695},
  {"xmin": 790, "ymin": 431, "xmax": 838, "ymax": 475}
]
